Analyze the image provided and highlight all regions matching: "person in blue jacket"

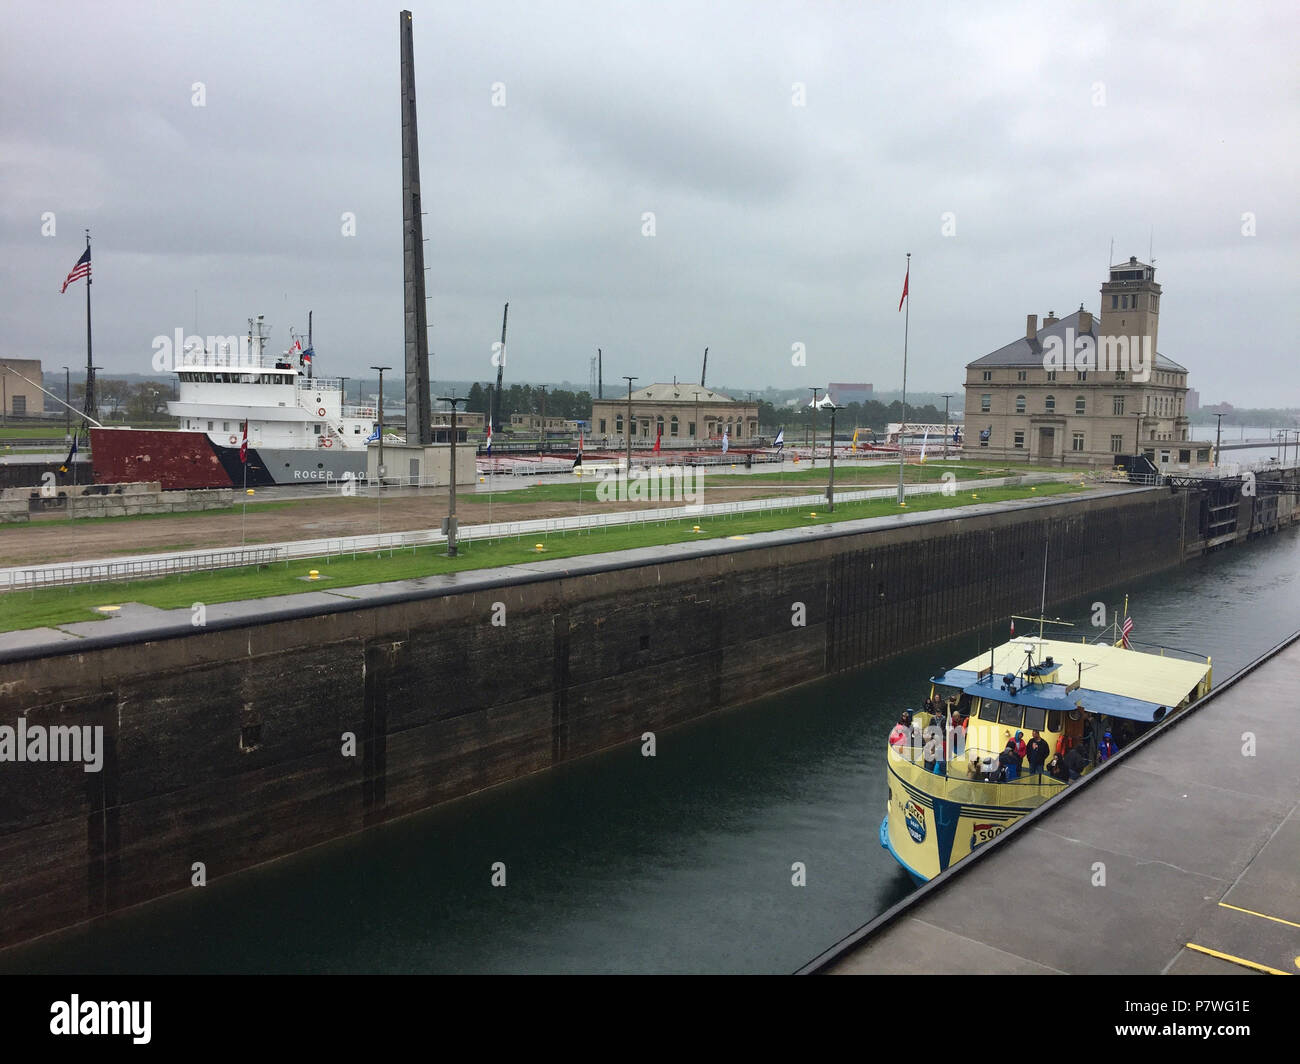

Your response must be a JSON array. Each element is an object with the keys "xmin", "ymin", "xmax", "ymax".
[{"xmin": 1098, "ymin": 731, "xmax": 1119, "ymax": 762}]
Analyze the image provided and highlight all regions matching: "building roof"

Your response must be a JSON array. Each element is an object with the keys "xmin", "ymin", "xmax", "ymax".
[
  {"xmin": 967, "ymin": 309, "xmax": 1186, "ymax": 372},
  {"xmin": 620, "ymin": 383, "xmax": 742, "ymax": 403}
]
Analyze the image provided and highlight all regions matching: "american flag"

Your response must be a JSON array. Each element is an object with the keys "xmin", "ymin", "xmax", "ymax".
[
  {"xmin": 61, "ymin": 248, "xmax": 91, "ymax": 293},
  {"xmin": 1121, "ymin": 615, "xmax": 1133, "ymax": 648}
]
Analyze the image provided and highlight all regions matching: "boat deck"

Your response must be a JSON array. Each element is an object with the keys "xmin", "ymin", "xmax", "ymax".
[{"xmin": 804, "ymin": 632, "xmax": 1300, "ymax": 975}]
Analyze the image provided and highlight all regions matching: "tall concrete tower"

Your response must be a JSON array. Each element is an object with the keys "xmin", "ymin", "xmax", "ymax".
[
  {"xmin": 400, "ymin": 10, "xmax": 433, "ymax": 445},
  {"xmin": 1099, "ymin": 255, "xmax": 1161, "ymax": 353}
]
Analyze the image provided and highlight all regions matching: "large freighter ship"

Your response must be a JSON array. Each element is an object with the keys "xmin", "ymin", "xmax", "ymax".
[{"xmin": 91, "ymin": 317, "xmax": 379, "ymax": 489}]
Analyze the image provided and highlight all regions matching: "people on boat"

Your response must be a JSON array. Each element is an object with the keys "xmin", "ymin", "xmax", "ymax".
[
  {"xmin": 1047, "ymin": 753, "xmax": 1069, "ymax": 783},
  {"xmin": 998, "ymin": 740, "xmax": 1022, "ymax": 782},
  {"xmin": 1025, "ymin": 730, "xmax": 1050, "ymax": 776},
  {"xmin": 1064, "ymin": 743, "xmax": 1088, "ymax": 781},
  {"xmin": 888, "ymin": 710, "xmax": 914, "ymax": 750},
  {"xmin": 1098, "ymin": 731, "xmax": 1119, "ymax": 762},
  {"xmin": 1012, "ymin": 730, "xmax": 1027, "ymax": 759},
  {"xmin": 949, "ymin": 712, "xmax": 967, "ymax": 757}
]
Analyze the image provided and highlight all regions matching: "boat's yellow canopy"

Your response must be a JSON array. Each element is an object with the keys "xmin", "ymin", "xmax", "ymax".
[{"xmin": 952, "ymin": 637, "xmax": 1210, "ymax": 710}]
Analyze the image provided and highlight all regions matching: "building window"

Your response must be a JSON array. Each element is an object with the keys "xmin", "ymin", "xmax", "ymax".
[
  {"xmin": 1015, "ymin": 394, "xmax": 1026, "ymax": 413},
  {"xmin": 1045, "ymin": 394, "xmax": 1055, "ymax": 412},
  {"xmin": 1078, "ymin": 371, "xmax": 1087, "ymax": 381},
  {"xmin": 599, "ymin": 418, "xmax": 606, "ymax": 434},
  {"xmin": 1111, "ymin": 295, "xmax": 1119, "ymax": 309},
  {"xmin": 1046, "ymin": 370, "xmax": 1057, "ymax": 381},
  {"xmin": 1016, "ymin": 370, "xmax": 1027, "ymax": 381},
  {"xmin": 615, "ymin": 416, "xmax": 623, "ymax": 433},
  {"xmin": 1112, "ymin": 396, "xmax": 1125, "ymax": 415},
  {"xmin": 1075, "ymin": 396, "xmax": 1086, "ymax": 415},
  {"xmin": 1072, "ymin": 432, "xmax": 1085, "ymax": 452},
  {"xmin": 1110, "ymin": 434, "xmax": 1124, "ymax": 452},
  {"xmin": 688, "ymin": 421, "xmax": 696, "ymax": 437},
  {"xmin": 669, "ymin": 416, "xmax": 679, "ymax": 437},
  {"xmin": 1115, "ymin": 370, "xmax": 1125, "ymax": 381},
  {"xmin": 981, "ymin": 394, "xmax": 991, "ymax": 412},
  {"xmin": 1013, "ymin": 430, "xmax": 1024, "ymax": 449},
  {"xmin": 982, "ymin": 371, "xmax": 992, "ymax": 381}
]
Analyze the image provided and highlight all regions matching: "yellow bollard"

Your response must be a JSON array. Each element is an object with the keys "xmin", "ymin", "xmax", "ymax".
[
  {"xmin": 535, "ymin": 543, "xmax": 545, "ymax": 552},
  {"xmin": 308, "ymin": 570, "xmax": 320, "ymax": 580}
]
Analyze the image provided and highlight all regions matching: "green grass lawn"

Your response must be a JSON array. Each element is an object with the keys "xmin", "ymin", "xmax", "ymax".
[{"xmin": 0, "ymin": 482, "xmax": 1086, "ymax": 634}]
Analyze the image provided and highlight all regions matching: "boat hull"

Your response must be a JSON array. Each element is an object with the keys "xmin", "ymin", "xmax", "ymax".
[
  {"xmin": 90, "ymin": 428, "xmax": 368, "ymax": 490},
  {"xmin": 881, "ymin": 749, "xmax": 1059, "ymax": 882}
]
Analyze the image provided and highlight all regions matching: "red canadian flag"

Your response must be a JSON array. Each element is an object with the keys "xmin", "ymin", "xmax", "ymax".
[{"xmin": 898, "ymin": 265, "xmax": 909, "ymax": 311}]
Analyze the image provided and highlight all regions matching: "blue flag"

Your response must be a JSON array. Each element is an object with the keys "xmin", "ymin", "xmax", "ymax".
[
  {"xmin": 366, "ymin": 424, "xmax": 380, "ymax": 443},
  {"xmin": 774, "ymin": 429, "xmax": 784, "ymax": 449}
]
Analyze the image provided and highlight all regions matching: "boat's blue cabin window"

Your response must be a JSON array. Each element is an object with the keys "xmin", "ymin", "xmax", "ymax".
[
  {"xmin": 1047, "ymin": 709, "xmax": 1063, "ymax": 732},
  {"xmin": 977, "ymin": 699, "xmax": 998, "ymax": 722},
  {"xmin": 1022, "ymin": 705, "xmax": 1047, "ymax": 732},
  {"xmin": 997, "ymin": 702, "xmax": 1023, "ymax": 727}
]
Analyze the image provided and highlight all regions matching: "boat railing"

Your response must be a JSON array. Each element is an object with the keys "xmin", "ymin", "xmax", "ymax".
[{"xmin": 888, "ymin": 743, "xmax": 1068, "ymax": 802}]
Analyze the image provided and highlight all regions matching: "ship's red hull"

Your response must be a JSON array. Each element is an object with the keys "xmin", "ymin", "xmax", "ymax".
[{"xmin": 90, "ymin": 428, "xmax": 251, "ymax": 489}]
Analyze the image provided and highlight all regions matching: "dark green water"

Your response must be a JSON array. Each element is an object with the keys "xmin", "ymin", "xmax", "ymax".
[{"xmin": 4, "ymin": 526, "xmax": 1298, "ymax": 974}]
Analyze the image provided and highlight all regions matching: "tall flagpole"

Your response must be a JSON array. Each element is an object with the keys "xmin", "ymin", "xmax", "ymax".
[
  {"xmin": 84, "ymin": 229, "xmax": 96, "ymax": 421},
  {"xmin": 897, "ymin": 252, "xmax": 910, "ymax": 506}
]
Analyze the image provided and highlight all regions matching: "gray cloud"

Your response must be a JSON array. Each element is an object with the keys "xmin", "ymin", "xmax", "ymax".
[{"xmin": 1, "ymin": 0, "xmax": 1296, "ymax": 406}]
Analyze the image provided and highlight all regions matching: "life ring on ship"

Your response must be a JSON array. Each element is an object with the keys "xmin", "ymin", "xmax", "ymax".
[
  {"xmin": 317, "ymin": 407, "xmax": 326, "ymax": 416},
  {"xmin": 228, "ymin": 435, "xmax": 238, "ymax": 445},
  {"xmin": 321, "ymin": 437, "xmax": 333, "ymax": 448}
]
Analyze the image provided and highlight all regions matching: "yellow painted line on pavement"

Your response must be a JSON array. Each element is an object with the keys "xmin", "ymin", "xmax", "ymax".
[
  {"xmin": 1218, "ymin": 902, "xmax": 1300, "ymax": 929},
  {"xmin": 1184, "ymin": 942, "xmax": 1290, "ymax": 975}
]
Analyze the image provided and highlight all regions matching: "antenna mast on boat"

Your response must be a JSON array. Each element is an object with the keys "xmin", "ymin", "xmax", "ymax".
[
  {"xmin": 700, "ymin": 347, "xmax": 708, "ymax": 388},
  {"xmin": 306, "ymin": 310, "xmax": 313, "ymax": 380}
]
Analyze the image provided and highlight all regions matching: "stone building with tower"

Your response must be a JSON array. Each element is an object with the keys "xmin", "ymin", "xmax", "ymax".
[
  {"xmin": 590, "ymin": 383, "xmax": 759, "ymax": 447},
  {"xmin": 963, "ymin": 257, "xmax": 1213, "ymax": 469}
]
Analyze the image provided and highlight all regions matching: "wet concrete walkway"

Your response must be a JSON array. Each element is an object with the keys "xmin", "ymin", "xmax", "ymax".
[{"xmin": 804, "ymin": 632, "xmax": 1300, "ymax": 975}]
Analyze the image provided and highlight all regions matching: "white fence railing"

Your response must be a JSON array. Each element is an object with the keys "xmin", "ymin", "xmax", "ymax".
[{"xmin": 13, "ymin": 547, "xmax": 283, "ymax": 591}]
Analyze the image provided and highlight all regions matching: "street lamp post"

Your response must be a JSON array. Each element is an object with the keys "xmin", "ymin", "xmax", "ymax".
[
  {"xmin": 623, "ymin": 376, "xmax": 638, "ymax": 474},
  {"xmin": 941, "ymin": 392, "xmax": 953, "ymax": 461},
  {"xmin": 822, "ymin": 398, "xmax": 840, "ymax": 511},
  {"xmin": 437, "ymin": 394, "xmax": 468, "ymax": 556},
  {"xmin": 1214, "ymin": 412, "xmax": 1223, "ymax": 468},
  {"xmin": 809, "ymin": 387, "xmax": 822, "ymax": 467},
  {"xmin": 371, "ymin": 366, "xmax": 391, "ymax": 481}
]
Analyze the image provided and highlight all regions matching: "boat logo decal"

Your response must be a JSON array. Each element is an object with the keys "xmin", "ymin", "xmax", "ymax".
[
  {"xmin": 970, "ymin": 822, "xmax": 1005, "ymax": 850},
  {"xmin": 903, "ymin": 799, "xmax": 926, "ymax": 844}
]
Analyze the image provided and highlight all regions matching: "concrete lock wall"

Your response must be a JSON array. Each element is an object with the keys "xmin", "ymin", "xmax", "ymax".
[{"xmin": 0, "ymin": 487, "xmax": 1230, "ymax": 949}]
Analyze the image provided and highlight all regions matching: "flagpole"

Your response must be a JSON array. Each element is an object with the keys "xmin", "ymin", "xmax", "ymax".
[
  {"xmin": 897, "ymin": 252, "xmax": 910, "ymax": 506},
  {"xmin": 84, "ymin": 230, "xmax": 95, "ymax": 422}
]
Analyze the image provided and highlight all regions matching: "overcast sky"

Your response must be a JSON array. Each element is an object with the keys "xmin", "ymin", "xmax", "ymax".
[{"xmin": 2, "ymin": 1, "xmax": 1296, "ymax": 407}]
